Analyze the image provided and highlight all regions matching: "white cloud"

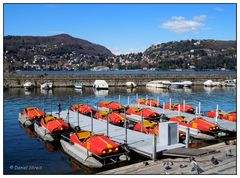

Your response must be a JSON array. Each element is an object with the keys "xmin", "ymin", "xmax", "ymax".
[
  {"xmin": 161, "ymin": 15, "xmax": 207, "ymax": 33},
  {"xmin": 214, "ymin": 7, "xmax": 224, "ymax": 12}
]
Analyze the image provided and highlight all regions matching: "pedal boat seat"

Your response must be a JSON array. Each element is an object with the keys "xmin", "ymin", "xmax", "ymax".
[
  {"xmin": 76, "ymin": 131, "xmax": 91, "ymax": 142},
  {"xmin": 44, "ymin": 116, "xmax": 57, "ymax": 124}
]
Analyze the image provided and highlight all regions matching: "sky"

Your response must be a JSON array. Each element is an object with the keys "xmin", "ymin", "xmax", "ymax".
[{"xmin": 4, "ymin": 4, "xmax": 236, "ymax": 54}]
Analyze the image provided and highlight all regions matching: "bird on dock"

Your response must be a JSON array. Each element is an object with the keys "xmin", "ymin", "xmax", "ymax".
[
  {"xmin": 189, "ymin": 157, "xmax": 204, "ymax": 174},
  {"xmin": 226, "ymin": 149, "xmax": 233, "ymax": 157},
  {"xmin": 210, "ymin": 156, "xmax": 222, "ymax": 165},
  {"xmin": 143, "ymin": 161, "xmax": 149, "ymax": 166},
  {"xmin": 163, "ymin": 162, "xmax": 173, "ymax": 170}
]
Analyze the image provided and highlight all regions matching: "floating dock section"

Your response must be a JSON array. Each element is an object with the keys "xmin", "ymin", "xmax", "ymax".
[{"xmin": 52, "ymin": 110, "xmax": 184, "ymax": 159}]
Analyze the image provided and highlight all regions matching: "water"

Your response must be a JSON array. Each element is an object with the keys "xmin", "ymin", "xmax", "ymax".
[
  {"xmin": 3, "ymin": 86, "xmax": 236, "ymax": 174},
  {"xmin": 15, "ymin": 69, "xmax": 236, "ymax": 75}
]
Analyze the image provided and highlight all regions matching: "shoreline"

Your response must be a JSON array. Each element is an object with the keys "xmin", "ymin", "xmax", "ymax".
[{"xmin": 3, "ymin": 72, "xmax": 236, "ymax": 88}]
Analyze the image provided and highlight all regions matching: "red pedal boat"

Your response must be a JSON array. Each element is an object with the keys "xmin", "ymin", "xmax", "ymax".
[
  {"xmin": 71, "ymin": 104, "xmax": 93, "ymax": 115},
  {"xmin": 19, "ymin": 107, "xmax": 45, "ymax": 127},
  {"xmin": 99, "ymin": 101, "xmax": 125, "ymax": 111},
  {"xmin": 133, "ymin": 121, "xmax": 184, "ymax": 138},
  {"xmin": 126, "ymin": 107, "xmax": 160, "ymax": 119},
  {"xmin": 206, "ymin": 110, "xmax": 236, "ymax": 122},
  {"xmin": 163, "ymin": 104, "xmax": 194, "ymax": 113},
  {"xmin": 94, "ymin": 110, "xmax": 125, "ymax": 125},
  {"xmin": 23, "ymin": 107, "xmax": 45, "ymax": 121},
  {"xmin": 40, "ymin": 116, "xmax": 70, "ymax": 133},
  {"xmin": 169, "ymin": 116, "xmax": 219, "ymax": 133},
  {"xmin": 70, "ymin": 131, "xmax": 119, "ymax": 156},
  {"xmin": 137, "ymin": 99, "xmax": 160, "ymax": 107}
]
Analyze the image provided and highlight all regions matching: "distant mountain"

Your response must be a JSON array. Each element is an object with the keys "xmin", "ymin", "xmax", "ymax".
[{"xmin": 4, "ymin": 33, "xmax": 113, "ymax": 58}]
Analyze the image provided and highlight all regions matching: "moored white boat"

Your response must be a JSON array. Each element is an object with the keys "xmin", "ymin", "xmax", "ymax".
[
  {"xmin": 40, "ymin": 82, "xmax": 53, "ymax": 90},
  {"xmin": 171, "ymin": 81, "xmax": 184, "ymax": 88},
  {"xmin": 182, "ymin": 81, "xmax": 193, "ymax": 87},
  {"xmin": 74, "ymin": 82, "xmax": 83, "ymax": 89},
  {"xmin": 23, "ymin": 81, "xmax": 34, "ymax": 90},
  {"xmin": 126, "ymin": 82, "xmax": 137, "ymax": 88},
  {"xmin": 222, "ymin": 80, "xmax": 236, "ymax": 87},
  {"xmin": 93, "ymin": 80, "xmax": 109, "ymax": 90},
  {"xmin": 204, "ymin": 80, "xmax": 222, "ymax": 87},
  {"xmin": 146, "ymin": 80, "xmax": 171, "ymax": 89}
]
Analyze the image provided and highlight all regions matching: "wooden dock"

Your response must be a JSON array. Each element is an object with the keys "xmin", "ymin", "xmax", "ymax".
[
  {"xmin": 129, "ymin": 104, "xmax": 236, "ymax": 132},
  {"xmin": 51, "ymin": 110, "xmax": 184, "ymax": 158}
]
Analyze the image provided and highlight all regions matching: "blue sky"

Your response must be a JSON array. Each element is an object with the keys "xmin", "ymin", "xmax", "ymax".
[{"xmin": 4, "ymin": 4, "xmax": 236, "ymax": 54}]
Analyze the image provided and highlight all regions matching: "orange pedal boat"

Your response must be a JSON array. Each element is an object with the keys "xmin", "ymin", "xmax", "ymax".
[
  {"xmin": 99, "ymin": 101, "xmax": 125, "ymax": 111},
  {"xmin": 126, "ymin": 107, "xmax": 160, "ymax": 120},
  {"xmin": 94, "ymin": 110, "xmax": 125, "ymax": 125},
  {"xmin": 206, "ymin": 110, "xmax": 236, "ymax": 122},
  {"xmin": 19, "ymin": 107, "xmax": 45, "ymax": 127},
  {"xmin": 137, "ymin": 98, "xmax": 160, "ymax": 107},
  {"xmin": 71, "ymin": 104, "xmax": 94, "ymax": 116},
  {"xmin": 169, "ymin": 116, "xmax": 219, "ymax": 133}
]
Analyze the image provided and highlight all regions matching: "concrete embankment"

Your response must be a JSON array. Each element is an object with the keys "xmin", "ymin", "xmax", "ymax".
[
  {"xmin": 98, "ymin": 142, "xmax": 236, "ymax": 175},
  {"xmin": 4, "ymin": 72, "xmax": 236, "ymax": 88}
]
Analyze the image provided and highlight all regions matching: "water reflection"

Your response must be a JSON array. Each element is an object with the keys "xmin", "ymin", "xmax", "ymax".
[
  {"xmin": 93, "ymin": 89, "xmax": 108, "ymax": 97},
  {"xmin": 146, "ymin": 87, "xmax": 169, "ymax": 94},
  {"xmin": 24, "ymin": 90, "xmax": 32, "ymax": 96},
  {"xmin": 40, "ymin": 89, "xmax": 53, "ymax": 96},
  {"xmin": 126, "ymin": 88, "xmax": 136, "ymax": 93}
]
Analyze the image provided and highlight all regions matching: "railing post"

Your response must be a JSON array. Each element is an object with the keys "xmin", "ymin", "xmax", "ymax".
[
  {"xmin": 195, "ymin": 107, "xmax": 198, "ymax": 119},
  {"xmin": 77, "ymin": 103, "xmax": 80, "ymax": 127},
  {"xmin": 50, "ymin": 98, "xmax": 52, "ymax": 116},
  {"xmin": 124, "ymin": 108, "xmax": 127, "ymax": 145},
  {"xmin": 157, "ymin": 96, "xmax": 159, "ymax": 107},
  {"xmin": 119, "ymin": 95, "xmax": 121, "ymax": 104},
  {"xmin": 178, "ymin": 104, "xmax": 180, "ymax": 116},
  {"xmin": 136, "ymin": 93, "xmax": 138, "ymax": 102},
  {"xmin": 169, "ymin": 98, "xmax": 172, "ymax": 110},
  {"xmin": 199, "ymin": 102, "xmax": 201, "ymax": 115},
  {"xmin": 215, "ymin": 104, "xmax": 219, "ymax": 123},
  {"xmin": 91, "ymin": 112, "xmax": 93, "ymax": 133},
  {"xmin": 185, "ymin": 127, "xmax": 190, "ymax": 148},
  {"xmin": 163, "ymin": 102, "xmax": 165, "ymax": 114},
  {"xmin": 183, "ymin": 100, "xmax": 186, "ymax": 112},
  {"xmin": 152, "ymin": 133, "xmax": 157, "ymax": 161},
  {"xmin": 141, "ymin": 110, "xmax": 144, "ymax": 133}
]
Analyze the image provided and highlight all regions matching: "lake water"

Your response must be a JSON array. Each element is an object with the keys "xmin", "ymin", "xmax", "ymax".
[{"xmin": 3, "ymin": 86, "xmax": 236, "ymax": 174}]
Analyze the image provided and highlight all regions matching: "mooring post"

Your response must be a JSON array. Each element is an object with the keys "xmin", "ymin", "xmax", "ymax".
[
  {"xmin": 178, "ymin": 104, "xmax": 180, "ymax": 116},
  {"xmin": 119, "ymin": 95, "xmax": 121, "ymax": 104},
  {"xmin": 215, "ymin": 104, "xmax": 219, "ymax": 123},
  {"xmin": 128, "ymin": 96, "xmax": 130, "ymax": 105},
  {"xmin": 124, "ymin": 107, "xmax": 127, "ymax": 145},
  {"xmin": 67, "ymin": 97, "xmax": 70, "ymax": 123},
  {"xmin": 185, "ymin": 127, "xmax": 190, "ymax": 148},
  {"xmin": 195, "ymin": 107, "xmax": 198, "ymax": 119},
  {"xmin": 136, "ymin": 93, "xmax": 138, "ymax": 102},
  {"xmin": 199, "ymin": 102, "xmax": 201, "ymax": 115},
  {"xmin": 169, "ymin": 98, "xmax": 172, "ymax": 110},
  {"xmin": 157, "ymin": 96, "xmax": 159, "ymax": 106},
  {"xmin": 91, "ymin": 112, "xmax": 93, "ymax": 133},
  {"xmin": 152, "ymin": 133, "xmax": 157, "ymax": 161},
  {"xmin": 183, "ymin": 100, "xmax": 186, "ymax": 112},
  {"xmin": 163, "ymin": 102, "xmax": 165, "ymax": 114}
]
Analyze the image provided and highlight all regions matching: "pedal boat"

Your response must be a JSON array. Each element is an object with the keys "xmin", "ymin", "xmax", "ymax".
[
  {"xmin": 163, "ymin": 103, "xmax": 194, "ymax": 113},
  {"xmin": 18, "ymin": 107, "xmax": 45, "ymax": 127},
  {"xmin": 71, "ymin": 104, "xmax": 94, "ymax": 116},
  {"xmin": 60, "ymin": 131, "xmax": 127, "ymax": 168},
  {"xmin": 99, "ymin": 101, "xmax": 125, "ymax": 112},
  {"xmin": 206, "ymin": 110, "xmax": 236, "ymax": 122},
  {"xmin": 94, "ymin": 110, "xmax": 125, "ymax": 125},
  {"xmin": 126, "ymin": 107, "xmax": 160, "ymax": 120},
  {"xmin": 133, "ymin": 121, "xmax": 184, "ymax": 138},
  {"xmin": 34, "ymin": 116, "xmax": 70, "ymax": 142},
  {"xmin": 137, "ymin": 98, "xmax": 160, "ymax": 107},
  {"xmin": 169, "ymin": 116, "xmax": 219, "ymax": 133}
]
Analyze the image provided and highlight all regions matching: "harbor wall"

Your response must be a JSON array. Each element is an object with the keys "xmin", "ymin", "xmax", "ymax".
[{"xmin": 4, "ymin": 73, "xmax": 237, "ymax": 88}]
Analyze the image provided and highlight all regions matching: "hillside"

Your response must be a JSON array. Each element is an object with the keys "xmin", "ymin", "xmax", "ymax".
[
  {"xmin": 4, "ymin": 34, "xmax": 113, "ymax": 70},
  {"xmin": 3, "ymin": 36, "xmax": 237, "ymax": 71}
]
